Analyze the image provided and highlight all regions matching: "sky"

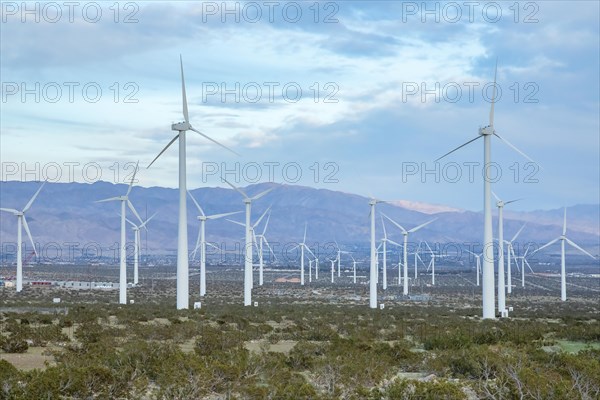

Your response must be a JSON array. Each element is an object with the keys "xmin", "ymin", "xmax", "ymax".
[{"xmin": 1, "ymin": 0, "xmax": 599, "ymax": 212}]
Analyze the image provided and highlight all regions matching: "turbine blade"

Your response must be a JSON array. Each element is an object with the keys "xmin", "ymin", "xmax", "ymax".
[
  {"xmin": 206, "ymin": 242, "xmax": 220, "ymax": 251},
  {"xmin": 126, "ymin": 161, "xmax": 139, "ymax": 196},
  {"xmin": 262, "ymin": 237, "xmax": 276, "ymax": 260},
  {"xmin": 303, "ymin": 222, "xmax": 307, "ymax": 243},
  {"xmin": 21, "ymin": 215, "xmax": 37, "ymax": 257},
  {"xmin": 387, "ymin": 239, "xmax": 403, "ymax": 247},
  {"xmin": 262, "ymin": 211, "xmax": 271, "ymax": 235},
  {"xmin": 189, "ymin": 127, "xmax": 240, "ymax": 156},
  {"xmin": 381, "ymin": 215, "xmax": 387, "ymax": 238},
  {"xmin": 565, "ymin": 238, "xmax": 596, "ymax": 259},
  {"xmin": 491, "ymin": 191, "xmax": 501, "ymax": 202},
  {"xmin": 249, "ymin": 187, "xmax": 273, "ymax": 202},
  {"xmin": 524, "ymin": 259, "xmax": 534, "ymax": 273},
  {"xmin": 226, "ymin": 219, "xmax": 245, "ymax": 227},
  {"xmin": 489, "ymin": 58, "xmax": 498, "ymax": 127},
  {"xmin": 23, "ymin": 181, "xmax": 46, "ymax": 212},
  {"xmin": 139, "ymin": 212, "xmax": 158, "ymax": 229},
  {"xmin": 532, "ymin": 237, "xmax": 560, "ymax": 254},
  {"xmin": 504, "ymin": 198, "xmax": 522, "ymax": 205},
  {"xmin": 493, "ymin": 133, "xmax": 536, "ymax": 164},
  {"xmin": 222, "ymin": 178, "xmax": 248, "ymax": 199},
  {"xmin": 510, "ymin": 223, "xmax": 527, "ymax": 242},
  {"xmin": 381, "ymin": 213, "xmax": 407, "ymax": 234},
  {"xmin": 305, "ymin": 245, "xmax": 316, "ymax": 259},
  {"xmin": 127, "ymin": 200, "xmax": 143, "ymax": 224},
  {"xmin": 180, "ymin": 55, "xmax": 189, "ymax": 124},
  {"xmin": 191, "ymin": 223, "xmax": 202, "ymax": 260},
  {"xmin": 408, "ymin": 218, "xmax": 437, "ymax": 233},
  {"xmin": 125, "ymin": 217, "xmax": 136, "ymax": 227},
  {"xmin": 187, "ymin": 190, "xmax": 205, "ymax": 216},
  {"xmin": 435, "ymin": 136, "xmax": 481, "ymax": 162},
  {"xmin": 147, "ymin": 134, "xmax": 179, "ymax": 169},
  {"xmin": 253, "ymin": 206, "xmax": 271, "ymax": 229},
  {"xmin": 207, "ymin": 211, "xmax": 242, "ymax": 220},
  {"xmin": 96, "ymin": 197, "xmax": 121, "ymax": 203},
  {"xmin": 563, "ymin": 207, "xmax": 567, "ymax": 235},
  {"xmin": 0, "ymin": 208, "xmax": 19, "ymax": 214}
]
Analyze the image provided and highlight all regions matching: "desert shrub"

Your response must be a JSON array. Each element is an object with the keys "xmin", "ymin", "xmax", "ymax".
[{"xmin": 1, "ymin": 336, "xmax": 29, "ymax": 353}]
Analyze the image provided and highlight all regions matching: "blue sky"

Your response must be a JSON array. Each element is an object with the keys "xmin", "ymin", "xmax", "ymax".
[{"xmin": 1, "ymin": 1, "xmax": 599, "ymax": 211}]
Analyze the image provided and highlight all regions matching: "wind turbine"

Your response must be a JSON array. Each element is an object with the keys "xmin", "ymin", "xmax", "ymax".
[
  {"xmin": 147, "ymin": 55, "xmax": 239, "ymax": 310},
  {"xmin": 291, "ymin": 223, "xmax": 317, "ymax": 285},
  {"xmin": 253, "ymin": 209, "xmax": 275, "ymax": 286},
  {"xmin": 465, "ymin": 249, "xmax": 482, "ymax": 286},
  {"xmin": 125, "ymin": 211, "xmax": 157, "ymax": 286},
  {"xmin": 350, "ymin": 254, "xmax": 358, "ymax": 283},
  {"xmin": 224, "ymin": 180, "xmax": 272, "ymax": 306},
  {"xmin": 435, "ymin": 60, "xmax": 537, "ymax": 319},
  {"xmin": 382, "ymin": 213, "xmax": 436, "ymax": 296},
  {"xmin": 1, "ymin": 181, "xmax": 45, "ymax": 292},
  {"xmin": 512, "ymin": 244, "xmax": 534, "ymax": 288},
  {"xmin": 492, "ymin": 192, "xmax": 521, "ymax": 316},
  {"xmin": 380, "ymin": 216, "xmax": 402, "ymax": 290},
  {"xmin": 188, "ymin": 191, "xmax": 241, "ymax": 296},
  {"xmin": 504, "ymin": 223, "xmax": 526, "ymax": 294},
  {"xmin": 329, "ymin": 259, "xmax": 336, "ymax": 283},
  {"xmin": 531, "ymin": 208, "xmax": 596, "ymax": 301},
  {"xmin": 96, "ymin": 163, "xmax": 142, "ymax": 304}
]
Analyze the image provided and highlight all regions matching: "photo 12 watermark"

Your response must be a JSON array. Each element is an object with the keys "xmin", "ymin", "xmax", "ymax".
[
  {"xmin": 1, "ymin": 1, "xmax": 140, "ymax": 23},
  {"xmin": 401, "ymin": 81, "xmax": 539, "ymax": 104},
  {"xmin": 398, "ymin": 1, "xmax": 539, "ymax": 24},
  {"xmin": 1, "ymin": 82, "xmax": 140, "ymax": 104},
  {"xmin": 202, "ymin": 81, "xmax": 339, "ymax": 104},
  {"xmin": 200, "ymin": 1, "xmax": 339, "ymax": 24}
]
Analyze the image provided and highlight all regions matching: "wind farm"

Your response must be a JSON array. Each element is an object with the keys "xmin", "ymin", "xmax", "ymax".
[{"xmin": 1, "ymin": 1, "xmax": 599, "ymax": 398}]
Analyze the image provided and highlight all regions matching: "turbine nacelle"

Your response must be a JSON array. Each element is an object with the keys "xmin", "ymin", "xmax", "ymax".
[
  {"xmin": 172, "ymin": 121, "xmax": 191, "ymax": 131},
  {"xmin": 479, "ymin": 125, "xmax": 494, "ymax": 136}
]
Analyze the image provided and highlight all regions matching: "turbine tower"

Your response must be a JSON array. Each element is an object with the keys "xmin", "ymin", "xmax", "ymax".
[
  {"xmin": 126, "ymin": 211, "xmax": 157, "ymax": 285},
  {"xmin": 147, "ymin": 55, "xmax": 239, "ymax": 310},
  {"xmin": 224, "ymin": 179, "xmax": 272, "ymax": 306},
  {"xmin": 1, "ymin": 181, "xmax": 45, "ymax": 292},
  {"xmin": 188, "ymin": 191, "xmax": 241, "ymax": 296},
  {"xmin": 532, "ymin": 208, "xmax": 596, "ymax": 301},
  {"xmin": 382, "ymin": 213, "xmax": 436, "ymax": 296},
  {"xmin": 435, "ymin": 60, "xmax": 536, "ymax": 319},
  {"xmin": 96, "ymin": 163, "xmax": 142, "ymax": 304},
  {"xmin": 368, "ymin": 198, "xmax": 384, "ymax": 308}
]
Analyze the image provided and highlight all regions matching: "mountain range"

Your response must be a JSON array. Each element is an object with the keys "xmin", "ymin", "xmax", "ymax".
[{"xmin": 1, "ymin": 181, "xmax": 598, "ymax": 260}]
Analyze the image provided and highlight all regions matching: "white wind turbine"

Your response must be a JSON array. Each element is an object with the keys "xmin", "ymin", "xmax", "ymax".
[
  {"xmin": 253, "ymin": 210, "xmax": 275, "ymax": 286},
  {"xmin": 291, "ymin": 223, "xmax": 317, "ymax": 285},
  {"xmin": 125, "ymin": 211, "xmax": 158, "ymax": 286},
  {"xmin": 380, "ymin": 216, "xmax": 402, "ymax": 290},
  {"xmin": 329, "ymin": 259, "xmax": 336, "ymax": 283},
  {"xmin": 147, "ymin": 56, "xmax": 239, "ymax": 310},
  {"xmin": 504, "ymin": 223, "xmax": 526, "ymax": 294},
  {"xmin": 188, "ymin": 191, "xmax": 241, "ymax": 297},
  {"xmin": 223, "ymin": 181, "xmax": 272, "ymax": 306},
  {"xmin": 382, "ymin": 213, "xmax": 437, "ymax": 296},
  {"xmin": 424, "ymin": 242, "xmax": 438, "ymax": 285},
  {"xmin": 1, "ymin": 182, "xmax": 45, "ymax": 292},
  {"xmin": 350, "ymin": 254, "xmax": 358, "ymax": 284},
  {"xmin": 532, "ymin": 208, "xmax": 596, "ymax": 301},
  {"xmin": 512, "ymin": 244, "xmax": 534, "ymax": 288},
  {"xmin": 465, "ymin": 249, "xmax": 482, "ymax": 287},
  {"xmin": 435, "ymin": 61, "xmax": 537, "ymax": 319},
  {"xmin": 96, "ymin": 163, "xmax": 142, "ymax": 304},
  {"xmin": 492, "ymin": 192, "xmax": 521, "ymax": 316}
]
